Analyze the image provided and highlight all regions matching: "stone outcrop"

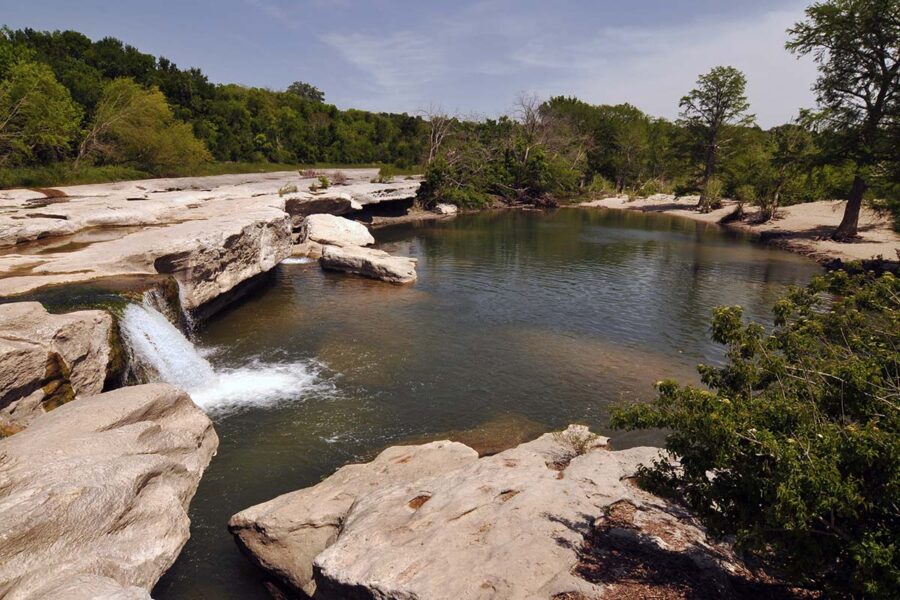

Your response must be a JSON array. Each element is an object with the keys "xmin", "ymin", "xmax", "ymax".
[
  {"xmin": 230, "ymin": 441, "xmax": 477, "ymax": 597},
  {"xmin": 0, "ymin": 302, "xmax": 116, "ymax": 434},
  {"xmin": 320, "ymin": 244, "xmax": 417, "ymax": 284},
  {"xmin": 0, "ymin": 383, "xmax": 218, "ymax": 599},
  {"xmin": 299, "ymin": 213, "xmax": 375, "ymax": 248},
  {"xmin": 230, "ymin": 426, "xmax": 750, "ymax": 600},
  {"xmin": 0, "ymin": 169, "xmax": 421, "ymax": 313},
  {"xmin": 435, "ymin": 203, "xmax": 459, "ymax": 215}
]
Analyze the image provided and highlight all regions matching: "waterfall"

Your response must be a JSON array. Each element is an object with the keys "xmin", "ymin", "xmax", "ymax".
[{"xmin": 120, "ymin": 300, "xmax": 329, "ymax": 413}]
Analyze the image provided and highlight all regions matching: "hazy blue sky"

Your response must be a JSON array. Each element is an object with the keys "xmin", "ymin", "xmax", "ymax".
[{"xmin": 3, "ymin": 0, "xmax": 818, "ymax": 126}]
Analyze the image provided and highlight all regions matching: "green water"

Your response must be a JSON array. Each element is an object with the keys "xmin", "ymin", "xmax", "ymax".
[{"xmin": 153, "ymin": 208, "xmax": 819, "ymax": 599}]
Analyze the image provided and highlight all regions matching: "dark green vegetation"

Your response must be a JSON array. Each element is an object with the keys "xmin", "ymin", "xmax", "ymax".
[
  {"xmin": 613, "ymin": 271, "xmax": 900, "ymax": 597},
  {"xmin": 0, "ymin": 27, "xmax": 426, "ymax": 186}
]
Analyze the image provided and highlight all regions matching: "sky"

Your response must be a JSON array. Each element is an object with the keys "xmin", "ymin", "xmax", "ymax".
[{"xmin": 2, "ymin": 0, "xmax": 819, "ymax": 127}]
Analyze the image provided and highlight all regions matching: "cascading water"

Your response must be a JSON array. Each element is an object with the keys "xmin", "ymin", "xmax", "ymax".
[{"xmin": 120, "ymin": 300, "xmax": 329, "ymax": 413}]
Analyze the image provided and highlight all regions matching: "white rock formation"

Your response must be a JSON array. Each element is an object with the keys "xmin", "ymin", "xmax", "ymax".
[
  {"xmin": 435, "ymin": 203, "xmax": 459, "ymax": 215},
  {"xmin": 0, "ymin": 170, "xmax": 421, "ymax": 311},
  {"xmin": 300, "ymin": 214, "xmax": 375, "ymax": 247},
  {"xmin": 320, "ymin": 244, "xmax": 417, "ymax": 284},
  {"xmin": 231, "ymin": 426, "xmax": 747, "ymax": 600},
  {"xmin": 0, "ymin": 302, "xmax": 115, "ymax": 433},
  {"xmin": 0, "ymin": 383, "xmax": 218, "ymax": 599}
]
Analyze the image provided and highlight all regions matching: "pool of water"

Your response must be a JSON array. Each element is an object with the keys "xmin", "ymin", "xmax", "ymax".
[{"xmin": 152, "ymin": 208, "xmax": 819, "ymax": 599}]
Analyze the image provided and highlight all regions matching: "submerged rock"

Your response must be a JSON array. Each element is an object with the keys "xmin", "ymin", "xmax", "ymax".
[
  {"xmin": 230, "ymin": 426, "xmax": 749, "ymax": 600},
  {"xmin": 299, "ymin": 214, "xmax": 375, "ymax": 247},
  {"xmin": 320, "ymin": 244, "xmax": 417, "ymax": 284},
  {"xmin": 0, "ymin": 383, "xmax": 218, "ymax": 599},
  {"xmin": 0, "ymin": 302, "xmax": 115, "ymax": 434}
]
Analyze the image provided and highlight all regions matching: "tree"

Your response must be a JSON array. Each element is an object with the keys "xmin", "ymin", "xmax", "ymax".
[
  {"xmin": 0, "ymin": 61, "xmax": 81, "ymax": 165},
  {"xmin": 286, "ymin": 81, "xmax": 324, "ymax": 103},
  {"xmin": 76, "ymin": 77, "xmax": 209, "ymax": 172},
  {"xmin": 612, "ymin": 271, "xmax": 900, "ymax": 597},
  {"xmin": 679, "ymin": 66, "xmax": 754, "ymax": 211},
  {"xmin": 787, "ymin": 0, "xmax": 900, "ymax": 240}
]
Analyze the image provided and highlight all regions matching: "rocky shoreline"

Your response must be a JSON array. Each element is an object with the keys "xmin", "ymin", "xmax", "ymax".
[{"xmin": 579, "ymin": 194, "xmax": 900, "ymax": 269}]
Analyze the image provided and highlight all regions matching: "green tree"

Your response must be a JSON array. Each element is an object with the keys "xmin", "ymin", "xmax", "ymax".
[
  {"xmin": 787, "ymin": 0, "xmax": 900, "ymax": 240},
  {"xmin": 286, "ymin": 81, "xmax": 324, "ymax": 103},
  {"xmin": 679, "ymin": 66, "xmax": 754, "ymax": 211},
  {"xmin": 612, "ymin": 271, "xmax": 900, "ymax": 597},
  {"xmin": 0, "ymin": 60, "xmax": 81, "ymax": 165},
  {"xmin": 77, "ymin": 77, "xmax": 209, "ymax": 173}
]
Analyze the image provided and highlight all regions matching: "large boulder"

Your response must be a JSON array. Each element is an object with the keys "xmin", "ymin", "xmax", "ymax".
[
  {"xmin": 320, "ymin": 244, "xmax": 417, "ymax": 284},
  {"xmin": 231, "ymin": 426, "xmax": 750, "ymax": 600},
  {"xmin": 230, "ymin": 441, "xmax": 478, "ymax": 597},
  {"xmin": 299, "ymin": 214, "xmax": 374, "ymax": 247},
  {"xmin": 0, "ymin": 383, "xmax": 218, "ymax": 599},
  {"xmin": 0, "ymin": 302, "xmax": 117, "ymax": 434}
]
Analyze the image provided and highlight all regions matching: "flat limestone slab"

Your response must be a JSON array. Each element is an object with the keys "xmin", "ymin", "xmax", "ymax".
[
  {"xmin": 0, "ymin": 383, "xmax": 218, "ymax": 599},
  {"xmin": 0, "ymin": 170, "xmax": 420, "ymax": 309},
  {"xmin": 320, "ymin": 244, "xmax": 417, "ymax": 283},
  {"xmin": 230, "ymin": 426, "xmax": 749, "ymax": 600}
]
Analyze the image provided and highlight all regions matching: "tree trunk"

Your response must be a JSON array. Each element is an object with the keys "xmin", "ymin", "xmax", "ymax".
[
  {"xmin": 697, "ymin": 136, "xmax": 717, "ymax": 212},
  {"xmin": 832, "ymin": 175, "xmax": 867, "ymax": 241}
]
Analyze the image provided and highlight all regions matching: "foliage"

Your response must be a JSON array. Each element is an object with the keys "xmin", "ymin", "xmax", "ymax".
[
  {"xmin": 277, "ymin": 183, "xmax": 297, "ymax": 196},
  {"xmin": 678, "ymin": 66, "xmax": 755, "ymax": 212},
  {"xmin": 612, "ymin": 271, "xmax": 900, "ymax": 597},
  {"xmin": 372, "ymin": 164, "xmax": 397, "ymax": 183},
  {"xmin": 285, "ymin": 81, "xmax": 324, "ymax": 103},
  {"xmin": 0, "ymin": 60, "xmax": 81, "ymax": 165},
  {"xmin": 77, "ymin": 77, "xmax": 210, "ymax": 173},
  {"xmin": 787, "ymin": 0, "xmax": 900, "ymax": 238}
]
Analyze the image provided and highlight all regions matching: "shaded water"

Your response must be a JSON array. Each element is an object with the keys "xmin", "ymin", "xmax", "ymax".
[{"xmin": 153, "ymin": 208, "xmax": 819, "ymax": 599}]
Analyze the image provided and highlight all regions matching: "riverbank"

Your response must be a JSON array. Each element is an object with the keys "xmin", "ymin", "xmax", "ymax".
[{"xmin": 580, "ymin": 194, "xmax": 900, "ymax": 267}]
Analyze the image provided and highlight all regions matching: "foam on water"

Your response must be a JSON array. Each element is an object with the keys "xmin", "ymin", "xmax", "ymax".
[
  {"xmin": 121, "ymin": 301, "xmax": 327, "ymax": 414},
  {"xmin": 280, "ymin": 257, "xmax": 314, "ymax": 265}
]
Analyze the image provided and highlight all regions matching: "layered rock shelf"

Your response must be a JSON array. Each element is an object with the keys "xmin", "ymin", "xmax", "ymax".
[
  {"xmin": 0, "ymin": 302, "xmax": 117, "ymax": 433},
  {"xmin": 0, "ymin": 383, "xmax": 218, "ymax": 599},
  {"xmin": 230, "ymin": 426, "xmax": 748, "ymax": 600},
  {"xmin": 0, "ymin": 169, "xmax": 421, "ymax": 309}
]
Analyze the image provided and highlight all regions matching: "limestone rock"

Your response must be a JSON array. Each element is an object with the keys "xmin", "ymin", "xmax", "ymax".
[
  {"xmin": 0, "ymin": 302, "xmax": 115, "ymax": 433},
  {"xmin": 435, "ymin": 203, "xmax": 459, "ymax": 215},
  {"xmin": 0, "ymin": 383, "xmax": 218, "ymax": 599},
  {"xmin": 320, "ymin": 244, "xmax": 417, "ymax": 284},
  {"xmin": 231, "ymin": 426, "xmax": 748, "ymax": 600},
  {"xmin": 284, "ymin": 193, "xmax": 362, "ymax": 223},
  {"xmin": 299, "ymin": 214, "xmax": 374, "ymax": 247},
  {"xmin": 229, "ymin": 441, "xmax": 478, "ymax": 597}
]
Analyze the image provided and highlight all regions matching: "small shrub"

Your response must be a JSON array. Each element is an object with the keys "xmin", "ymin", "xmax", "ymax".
[
  {"xmin": 588, "ymin": 174, "xmax": 616, "ymax": 196},
  {"xmin": 277, "ymin": 183, "xmax": 298, "ymax": 197},
  {"xmin": 299, "ymin": 168, "xmax": 318, "ymax": 178},
  {"xmin": 309, "ymin": 175, "xmax": 330, "ymax": 192},
  {"xmin": 698, "ymin": 177, "xmax": 723, "ymax": 212},
  {"xmin": 331, "ymin": 171, "xmax": 348, "ymax": 185},
  {"xmin": 637, "ymin": 178, "xmax": 673, "ymax": 197},
  {"xmin": 371, "ymin": 165, "xmax": 397, "ymax": 184},
  {"xmin": 734, "ymin": 184, "xmax": 757, "ymax": 204}
]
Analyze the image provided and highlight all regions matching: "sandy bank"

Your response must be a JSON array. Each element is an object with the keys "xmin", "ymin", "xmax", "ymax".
[{"xmin": 581, "ymin": 194, "xmax": 900, "ymax": 265}]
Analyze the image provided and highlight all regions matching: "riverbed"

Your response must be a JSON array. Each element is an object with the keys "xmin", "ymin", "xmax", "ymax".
[{"xmin": 152, "ymin": 208, "xmax": 819, "ymax": 599}]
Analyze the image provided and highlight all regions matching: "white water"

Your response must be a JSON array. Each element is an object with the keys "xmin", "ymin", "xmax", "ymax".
[
  {"xmin": 121, "ymin": 301, "xmax": 327, "ymax": 413},
  {"xmin": 280, "ymin": 257, "xmax": 314, "ymax": 265}
]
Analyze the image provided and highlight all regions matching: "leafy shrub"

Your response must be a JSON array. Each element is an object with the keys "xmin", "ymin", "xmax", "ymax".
[
  {"xmin": 308, "ymin": 175, "xmax": 330, "ymax": 192},
  {"xmin": 637, "ymin": 178, "xmax": 673, "ymax": 197},
  {"xmin": 612, "ymin": 271, "xmax": 900, "ymax": 597},
  {"xmin": 734, "ymin": 184, "xmax": 756, "ymax": 203},
  {"xmin": 299, "ymin": 168, "xmax": 318, "ymax": 178},
  {"xmin": 330, "ymin": 170, "xmax": 348, "ymax": 185},
  {"xmin": 371, "ymin": 165, "xmax": 397, "ymax": 184},
  {"xmin": 699, "ymin": 177, "xmax": 723, "ymax": 211}
]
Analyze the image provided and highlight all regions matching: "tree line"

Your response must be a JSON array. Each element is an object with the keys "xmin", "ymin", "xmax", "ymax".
[{"xmin": 1, "ymin": 0, "xmax": 897, "ymax": 240}]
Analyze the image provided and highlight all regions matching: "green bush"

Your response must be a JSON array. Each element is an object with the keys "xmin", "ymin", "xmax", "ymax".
[
  {"xmin": 734, "ymin": 184, "xmax": 756, "ymax": 203},
  {"xmin": 277, "ymin": 183, "xmax": 297, "ymax": 196},
  {"xmin": 371, "ymin": 164, "xmax": 397, "ymax": 183},
  {"xmin": 699, "ymin": 177, "xmax": 723, "ymax": 211},
  {"xmin": 612, "ymin": 271, "xmax": 900, "ymax": 597}
]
